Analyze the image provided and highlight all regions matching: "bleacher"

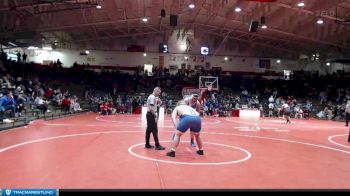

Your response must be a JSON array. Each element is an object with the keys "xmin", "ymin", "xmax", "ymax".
[
  {"xmin": 1, "ymin": 54, "xmax": 349, "ymax": 131},
  {"xmin": 0, "ymin": 98, "xmax": 90, "ymax": 131}
]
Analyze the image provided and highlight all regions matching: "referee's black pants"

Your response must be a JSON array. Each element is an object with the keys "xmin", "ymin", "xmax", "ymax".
[
  {"xmin": 146, "ymin": 112, "xmax": 160, "ymax": 146},
  {"xmin": 347, "ymin": 113, "xmax": 350, "ymax": 142}
]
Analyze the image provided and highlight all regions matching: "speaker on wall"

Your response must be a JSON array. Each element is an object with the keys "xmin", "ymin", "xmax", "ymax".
[
  {"xmin": 170, "ymin": 15, "xmax": 178, "ymax": 26},
  {"xmin": 249, "ymin": 20, "xmax": 259, "ymax": 32},
  {"xmin": 161, "ymin": 9, "xmax": 166, "ymax": 18}
]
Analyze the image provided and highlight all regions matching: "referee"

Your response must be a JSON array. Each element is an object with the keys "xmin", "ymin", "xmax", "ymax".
[
  {"xmin": 145, "ymin": 87, "xmax": 165, "ymax": 150},
  {"xmin": 346, "ymin": 100, "xmax": 350, "ymax": 127},
  {"xmin": 346, "ymin": 100, "xmax": 350, "ymax": 142}
]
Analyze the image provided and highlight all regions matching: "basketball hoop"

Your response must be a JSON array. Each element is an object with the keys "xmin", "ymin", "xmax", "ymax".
[{"xmin": 199, "ymin": 76, "xmax": 219, "ymax": 91}]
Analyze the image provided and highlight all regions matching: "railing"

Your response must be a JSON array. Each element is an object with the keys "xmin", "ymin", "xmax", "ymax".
[{"xmin": 0, "ymin": 107, "xmax": 90, "ymax": 131}]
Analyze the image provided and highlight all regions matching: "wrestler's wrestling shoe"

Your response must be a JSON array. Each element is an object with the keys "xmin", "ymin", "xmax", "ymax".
[
  {"xmin": 166, "ymin": 151, "xmax": 176, "ymax": 157},
  {"xmin": 197, "ymin": 150, "xmax": 204, "ymax": 155}
]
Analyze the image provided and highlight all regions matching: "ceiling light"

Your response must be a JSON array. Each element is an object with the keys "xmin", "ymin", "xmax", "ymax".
[
  {"xmin": 179, "ymin": 44, "xmax": 187, "ymax": 51},
  {"xmin": 42, "ymin": 47, "xmax": 53, "ymax": 51},
  {"xmin": 261, "ymin": 24, "xmax": 267, "ymax": 29},
  {"xmin": 7, "ymin": 42, "xmax": 17, "ymax": 47},
  {"xmin": 277, "ymin": 59, "xmax": 281, "ymax": 64},
  {"xmin": 85, "ymin": 50, "xmax": 90, "ymax": 54},
  {"xmin": 143, "ymin": 53, "xmax": 147, "ymax": 57},
  {"xmin": 326, "ymin": 62, "xmax": 331, "ymax": 66},
  {"xmin": 189, "ymin": 4, "xmax": 195, "ymax": 9},
  {"xmin": 297, "ymin": 2, "xmax": 305, "ymax": 7},
  {"xmin": 235, "ymin": 7, "xmax": 241, "ymax": 12},
  {"xmin": 317, "ymin": 18, "xmax": 324, "ymax": 24},
  {"xmin": 142, "ymin": 18, "xmax": 148, "ymax": 22},
  {"xmin": 96, "ymin": 5, "xmax": 102, "ymax": 9},
  {"xmin": 28, "ymin": 46, "xmax": 39, "ymax": 50},
  {"xmin": 224, "ymin": 57, "xmax": 228, "ymax": 61},
  {"xmin": 184, "ymin": 56, "xmax": 188, "ymax": 60}
]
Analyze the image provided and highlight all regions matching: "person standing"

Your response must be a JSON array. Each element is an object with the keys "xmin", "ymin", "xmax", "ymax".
[
  {"xmin": 145, "ymin": 87, "xmax": 165, "ymax": 150},
  {"xmin": 347, "ymin": 101, "xmax": 350, "ymax": 142},
  {"xmin": 22, "ymin": 53, "xmax": 27, "ymax": 63},
  {"xmin": 16, "ymin": 52, "xmax": 21, "ymax": 62},
  {"xmin": 166, "ymin": 101, "xmax": 203, "ymax": 157},
  {"xmin": 345, "ymin": 100, "xmax": 350, "ymax": 127},
  {"xmin": 1, "ymin": 49, "xmax": 7, "ymax": 61},
  {"xmin": 282, "ymin": 102, "xmax": 291, "ymax": 124},
  {"xmin": 184, "ymin": 94, "xmax": 200, "ymax": 147},
  {"xmin": 268, "ymin": 102, "xmax": 274, "ymax": 118}
]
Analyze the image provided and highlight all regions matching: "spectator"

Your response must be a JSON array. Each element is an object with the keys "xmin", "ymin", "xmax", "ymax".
[
  {"xmin": 99, "ymin": 102, "xmax": 107, "ymax": 115},
  {"xmin": 319, "ymin": 91, "xmax": 327, "ymax": 105},
  {"xmin": 107, "ymin": 100, "xmax": 115, "ymax": 114},
  {"xmin": 268, "ymin": 102, "xmax": 274, "ymax": 117},
  {"xmin": 52, "ymin": 89, "xmax": 63, "ymax": 106},
  {"xmin": 57, "ymin": 59, "xmax": 62, "ymax": 67},
  {"xmin": 213, "ymin": 101, "xmax": 220, "ymax": 117},
  {"xmin": 61, "ymin": 96, "xmax": 72, "ymax": 111},
  {"xmin": 259, "ymin": 105, "xmax": 264, "ymax": 118},
  {"xmin": 116, "ymin": 95, "xmax": 122, "ymax": 107},
  {"xmin": 294, "ymin": 104, "xmax": 303, "ymax": 119},
  {"xmin": 16, "ymin": 52, "xmax": 21, "ymax": 62},
  {"xmin": 119, "ymin": 104, "xmax": 125, "ymax": 114},
  {"xmin": 45, "ymin": 88, "xmax": 54, "ymax": 100},
  {"xmin": 13, "ymin": 87, "xmax": 25, "ymax": 117},
  {"xmin": 22, "ymin": 53, "xmax": 27, "ymax": 63},
  {"xmin": 326, "ymin": 107, "xmax": 334, "ymax": 120},
  {"xmin": 0, "ymin": 91, "xmax": 16, "ymax": 121},
  {"xmin": 34, "ymin": 96, "xmax": 49, "ymax": 114},
  {"xmin": 26, "ymin": 81, "xmax": 34, "ymax": 97},
  {"xmin": 0, "ymin": 49, "xmax": 7, "ymax": 61},
  {"xmin": 306, "ymin": 100, "xmax": 313, "ymax": 111},
  {"xmin": 72, "ymin": 96, "xmax": 82, "ymax": 112}
]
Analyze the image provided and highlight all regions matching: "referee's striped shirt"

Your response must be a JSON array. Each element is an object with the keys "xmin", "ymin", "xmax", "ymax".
[{"xmin": 147, "ymin": 94, "xmax": 157, "ymax": 112}]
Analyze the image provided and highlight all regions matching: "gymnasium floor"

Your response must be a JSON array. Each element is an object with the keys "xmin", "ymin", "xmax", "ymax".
[{"xmin": 0, "ymin": 112, "xmax": 349, "ymax": 189}]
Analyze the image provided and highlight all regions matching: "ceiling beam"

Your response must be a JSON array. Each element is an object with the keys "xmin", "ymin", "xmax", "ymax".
[
  {"xmin": 194, "ymin": 23, "xmax": 314, "ymax": 52},
  {"xmin": 206, "ymin": 30, "xmax": 299, "ymax": 56},
  {"xmin": 0, "ymin": 1, "xmax": 98, "ymax": 11},
  {"xmin": 213, "ymin": 15, "xmax": 350, "ymax": 49},
  {"xmin": 105, "ymin": 0, "xmax": 121, "ymax": 24},
  {"xmin": 66, "ymin": 30, "xmax": 168, "ymax": 43},
  {"xmin": 272, "ymin": 1, "xmax": 341, "ymax": 21}
]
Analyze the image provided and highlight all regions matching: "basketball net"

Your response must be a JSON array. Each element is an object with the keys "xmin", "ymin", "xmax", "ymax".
[{"xmin": 207, "ymin": 84, "xmax": 212, "ymax": 92}]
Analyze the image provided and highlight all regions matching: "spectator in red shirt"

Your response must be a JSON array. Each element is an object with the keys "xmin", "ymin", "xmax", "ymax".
[
  {"xmin": 100, "ymin": 102, "xmax": 109, "ymax": 115},
  {"xmin": 45, "ymin": 88, "xmax": 54, "ymax": 100},
  {"xmin": 107, "ymin": 101, "xmax": 114, "ymax": 115},
  {"xmin": 61, "ymin": 96, "xmax": 72, "ymax": 111},
  {"xmin": 119, "ymin": 104, "xmax": 125, "ymax": 114}
]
